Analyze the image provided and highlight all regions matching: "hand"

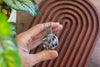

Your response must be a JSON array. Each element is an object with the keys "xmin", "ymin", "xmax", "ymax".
[{"xmin": 15, "ymin": 22, "xmax": 63, "ymax": 67}]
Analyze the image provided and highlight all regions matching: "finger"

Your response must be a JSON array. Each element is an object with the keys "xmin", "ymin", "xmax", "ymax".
[
  {"xmin": 29, "ymin": 36, "xmax": 43, "ymax": 50},
  {"xmin": 24, "ymin": 22, "xmax": 60, "ymax": 38},
  {"xmin": 29, "ymin": 28, "xmax": 62, "ymax": 50},
  {"xmin": 32, "ymin": 30, "xmax": 46, "ymax": 41},
  {"xmin": 16, "ymin": 22, "xmax": 60, "ymax": 45},
  {"xmin": 32, "ymin": 24, "xmax": 63, "ymax": 41},
  {"xmin": 30, "ymin": 50, "xmax": 58, "ymax": 66},
  {"xmin": 29, "ymin": 26, "xmax": 62, "ymax": 49},
  {"xmin": 53, "ymin": 25, "xmax": 63, "ymax": 33},
  {"xmin": 28, "ymin": 24, "xmax": 63, "ymax": 50}
]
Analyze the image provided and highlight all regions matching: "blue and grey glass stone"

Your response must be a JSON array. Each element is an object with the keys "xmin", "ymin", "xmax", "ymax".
[
  {"xmin": 43, "ymin": 34, "xmax": 59, "ymax": 50},
  {"xmin": 43, "ymin": 25, "xmax": 59, "ymax": 50}
]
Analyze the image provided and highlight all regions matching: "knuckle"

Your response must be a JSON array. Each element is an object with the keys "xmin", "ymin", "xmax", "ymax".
[
  {"xmin": 41, "ymin": 52, "xmax": 46, "ymax": 58},
  {"xmin": 36, "ymin": 24, "xmax": 44, "ymax": 30},
  {"xmin": 36, "ymin": 24, "xmax": 43, "ymax": 27}
]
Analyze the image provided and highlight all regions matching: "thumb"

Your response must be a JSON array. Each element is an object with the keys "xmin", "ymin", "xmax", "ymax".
[
  {"xmin": 30, "ymin": 50, "xmax": 58, "ymax": 66},
  {"xmin": 36, "ymin": 50, "xmax": 58, "ymax": 60}
]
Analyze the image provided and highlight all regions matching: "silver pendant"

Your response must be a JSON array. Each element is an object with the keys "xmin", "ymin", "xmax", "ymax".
[{"xmin": 43, "ymin": 24, "xmax": 59, "ymax": 50}]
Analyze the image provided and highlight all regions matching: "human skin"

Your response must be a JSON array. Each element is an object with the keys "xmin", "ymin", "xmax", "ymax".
[{"xmin": 15, "ymin": 22, "xmax": 63, "ymax": 67}]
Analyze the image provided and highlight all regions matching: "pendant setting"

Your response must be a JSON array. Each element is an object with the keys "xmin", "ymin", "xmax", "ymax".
[{"xmin": 43, "ymin": 23, "xmax": 59, "ymax": 50}]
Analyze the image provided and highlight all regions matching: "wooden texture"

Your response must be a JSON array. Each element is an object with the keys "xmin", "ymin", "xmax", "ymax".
[{"xmin": 25, "ymin": 0, "xmax": 100, "ymax": 67}]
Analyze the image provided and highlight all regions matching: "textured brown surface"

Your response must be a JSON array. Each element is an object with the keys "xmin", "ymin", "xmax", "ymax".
[{"xmin": 25, "ymin": 0, "xmax": 100, "ymax": 67}]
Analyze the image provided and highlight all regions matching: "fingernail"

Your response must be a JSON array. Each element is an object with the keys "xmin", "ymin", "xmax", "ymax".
[
  {"xmin": 60, "ymin": 25, "xmax": 63, "ymax": 28},
  {"xmin": 53, "ymin": 50, "xmax": 58, "ymax": 56},
  {"xmin": 56, "ymin": 23, "xmax": 60, "ymax": 25}
]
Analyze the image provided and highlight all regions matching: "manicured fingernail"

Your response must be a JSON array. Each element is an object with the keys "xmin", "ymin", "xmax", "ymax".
[{"xmin": 56, "ymin": 23, "xmax": 60, "ymax": 25}]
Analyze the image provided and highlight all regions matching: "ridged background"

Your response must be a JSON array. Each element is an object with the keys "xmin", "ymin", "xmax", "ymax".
[{"xmin": 26, "ymin": 0, "xmax": 100, "ymax": 67}]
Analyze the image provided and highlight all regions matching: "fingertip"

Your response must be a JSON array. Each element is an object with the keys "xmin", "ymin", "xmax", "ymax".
[
  {"xmin": 60, "ymin": 25, "xmax": 63, "ymax": 28},
  {"xmin": 43, "ymin": 50, "xmax": 58, "ymax": 57},
  {"xmin": 50, "ymin": 22, "xmax": 59, "ymax": 25},
  {"xmin": 56, "ymin": 22, "xmax": 60, "ymax": 25},
  {"xmin": 40, "ymin": 50, "xmax": 58, "ymax": 59},
  {"xmin": 51, "ymin": 50, "xmax": 58, "ymax": 57}
]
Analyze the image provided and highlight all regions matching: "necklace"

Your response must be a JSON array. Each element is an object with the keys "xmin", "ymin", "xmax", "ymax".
[{"xmin": 43, "ymin": 23, "xmax": 59, "ymax": 50}]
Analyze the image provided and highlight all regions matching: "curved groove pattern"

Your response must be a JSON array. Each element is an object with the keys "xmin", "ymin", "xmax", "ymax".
[{"xmin": 26, "ymin": 0, "xmax": 100, "ymax": 67}]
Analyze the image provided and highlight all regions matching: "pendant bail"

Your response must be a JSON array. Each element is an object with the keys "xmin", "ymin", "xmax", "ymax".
[{"xmin": 46, "ymin": 22, "xmax": 52, "ymax": 34}]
